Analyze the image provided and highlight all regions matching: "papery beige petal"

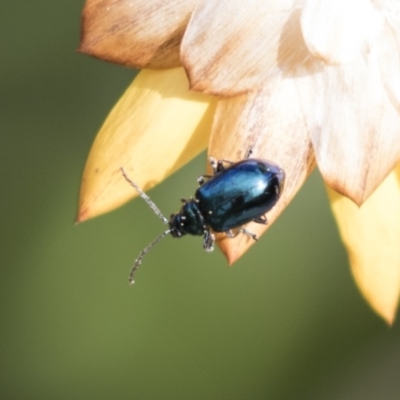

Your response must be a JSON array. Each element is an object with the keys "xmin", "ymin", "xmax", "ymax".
[
  {"xmin": 181, "ymin": 0, "xmax": 317, "ymax": 96},
  {"xmin": 301, "ymin": 0, "xmax": 381, "ymax": 64},
  {"xmin": 296, "ymin": 51, "xmax": 400, "ymax": 205},
  {"xmin": 208, "ymin": 78, "xmax": 315, "ymax": 263},
  {"xmin": 327, "ymin": 164, "xmax": 400, "ymax": 324},
  {"xmin": 78, "ymin": 68, "xmax": 217, "ymax": 222},
  {"xmin": 79, "ymin": 0, "xmax": 195, "ymax": 68},
  {"xmin": 379, "ymin": 3, "xmax": 400, "ymax": 112}
]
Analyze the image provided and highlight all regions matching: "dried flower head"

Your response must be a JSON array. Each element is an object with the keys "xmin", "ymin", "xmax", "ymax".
[{"xmin": 78, "ymin": 0, "xmax": 400, "ymax": 323}]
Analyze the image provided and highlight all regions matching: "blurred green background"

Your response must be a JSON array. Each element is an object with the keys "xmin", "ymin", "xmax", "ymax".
[{"xmin": 2, "ymin": 2, "xmax": 400, "ymax": 399}]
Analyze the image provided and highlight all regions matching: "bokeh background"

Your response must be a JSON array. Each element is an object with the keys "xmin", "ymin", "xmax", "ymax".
[{"xmin": 2, "ymin": 2, "xmax": 400, "ymax": 399}]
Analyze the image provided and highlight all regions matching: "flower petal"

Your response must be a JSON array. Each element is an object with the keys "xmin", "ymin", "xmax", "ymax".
[
  {"xmin": 78, "ymin": 68, "xmax": 217, "ymax": 222},
  {"xmin": 301, "ymin": 0, "xmax": 382, "ymax": 64},
  {"xmin": 297, "ymin": 51, "xmax": 400, "ymax": 205},
  {"xmin": 79, "ymin": 0, "xmax": 195, "ymax": 68},
  {"xmin": 379, "ymin": 3, "xmax": 400, "ymax": 112},
  {"xmin": 208, "ymin": 77, "xmax": 315, "ymax": 263},
  {"xmin": 181, "ymin": 0, "xmax": 314, "ymax": 95},
  {"xmin": 327, "ymin": 164, "xmax": 400, "ymax": 324}
]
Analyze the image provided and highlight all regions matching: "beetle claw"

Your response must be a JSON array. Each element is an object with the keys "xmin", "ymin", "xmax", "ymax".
[
  {"xmin": 197, "ymin": 175, "xmax": 212, "ymax": 186},
  {"xmin": 240, "ymin": 228, "xmax": 258, "ymax": 242},
  {"xmin": 253, "ymin": 215, "xmax": 268, "ymax": 225}
]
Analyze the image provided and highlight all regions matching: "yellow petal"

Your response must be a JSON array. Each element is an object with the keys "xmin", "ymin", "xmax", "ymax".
[
  {"xmin": 327, "ymin": 164, "xmax": 400, "ymax": 324},
  {"xmin": 78, "ymin": 68, "xmax": 217, "ymax": 222},
  {"xmin": 79, "ymin": 0, "xmax": 195, "ymax": 68},
  {"xmin": 182, "ymin": 0, "xmax": 313, "ymax": 95},
  {"xmin": 208, "ymin": 77, "xmax": 315, "ymax": 263}
]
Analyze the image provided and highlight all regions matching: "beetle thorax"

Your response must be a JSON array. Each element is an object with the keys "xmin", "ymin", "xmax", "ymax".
[{"xmin": 169, "ymin": 200, "xmax": 205, "ymax": 237}]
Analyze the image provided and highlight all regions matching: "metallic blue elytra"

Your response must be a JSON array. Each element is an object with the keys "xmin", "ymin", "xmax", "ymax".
[
  {"xmin": 196, "ymin": 159, "xmax": 284, "ymax": 232},
  {"xmin": 121, "ymin": 155, "xmax": 285, "ymax": 283}
]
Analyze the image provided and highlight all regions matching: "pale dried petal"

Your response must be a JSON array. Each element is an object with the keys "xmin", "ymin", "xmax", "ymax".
[
  {"xmin": 379, "ymin": 3, "xmax": 400, "ymax": 112},
  {"xmin": 301, "ymin": 0, "xmax": 382, "ymax": 64},
  {"xmin": 79, "ymin": 0, "xmax": 195, "ymax": 68},
  {"xmin": 78, "ymin": 68, "xmax": 217, "ymax": 222},
  {"xmin": 208, "ymin": 78, "xmax": 315, "ymax": 263},
  {"xmin": 327, "ymin": 164, "xmax": 400, "ymax": 324},
  {"xmin": 296, "ymin": 51, "xmax": 400, "ymax": 205},
  {"xmin": 181, "ymin": 0, "xmax": 314, "ymax": 95}
]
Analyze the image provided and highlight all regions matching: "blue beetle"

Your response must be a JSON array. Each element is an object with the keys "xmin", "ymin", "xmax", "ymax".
[{"xmin": 121, "ymin": 152, "xmax": 285, "ymax": 283}]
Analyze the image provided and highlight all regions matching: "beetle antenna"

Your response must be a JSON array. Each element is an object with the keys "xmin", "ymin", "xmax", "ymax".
[
  {"xmin": 121, "ymin": 168, "xmax": 168, "ymax": 225},
  {"xmin": 129, "ymin": 229, "xmax": 171, "ymax": 284}
]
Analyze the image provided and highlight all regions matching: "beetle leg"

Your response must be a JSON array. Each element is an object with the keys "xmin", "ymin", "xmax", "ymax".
[
  {"xmin": 246, "ymin": 148, "xmax": 254, "ymax": 159},
  {"xmin": 203, "ymin": 229, "xmax": 215, "ymax": 252},
  {"xmin": 218, "ymin": 159, "xmax": 235, "ymax": 170},
  {"xmin": 181, "ymin": 197, "xmax": 195, "ymax": 204},
  {"xmin": 224, "ymin": 229, "xmax": 238, "ymax": 238},
  {"xmin": 209, "ymin": 156, "xmax": 235, "ymax": 174},
  {"xmin": 240, "ymin": 228, "xmax": 258, "ymax": 241},
  {"xmin": 225, "ymin": 230, "xmax": 235, "ymax": 238},
  {"xmin": 253, "ymin": 215, "xmax": 268, "ymax": 225},
  {"xmin": 224, "ymin": 228, "xmax": 258, "ymax": 242},
  {"xmin": 209, "ymin": 157, "xmax": 220, "ymax": 174},
  {"xmin": 209, "ymin": 157, "xmax": 217, "ymax": 174},
  {"xmin": 197, "ymin": 175, "xmax": 212, "ymax": 186}
]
